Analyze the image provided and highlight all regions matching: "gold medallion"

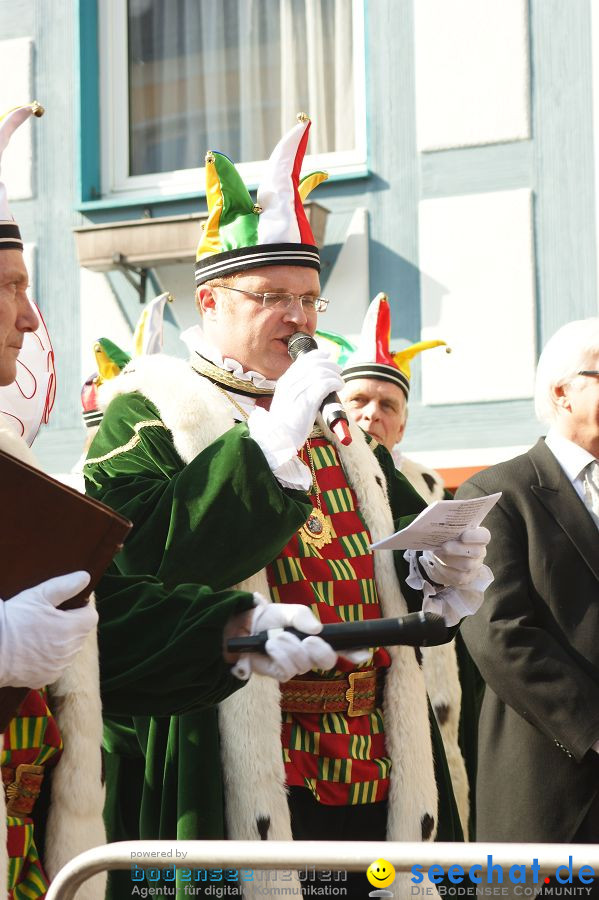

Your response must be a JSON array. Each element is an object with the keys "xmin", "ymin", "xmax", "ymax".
[{"xmin": 301, "ymin": 507, "xmax": 333, "ymax": 549}]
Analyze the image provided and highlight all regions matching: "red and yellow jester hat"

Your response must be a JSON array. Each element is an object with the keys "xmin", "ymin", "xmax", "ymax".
[{"xmin": 342, "ymin": 293, "xmax": 448, "ymax": 400}]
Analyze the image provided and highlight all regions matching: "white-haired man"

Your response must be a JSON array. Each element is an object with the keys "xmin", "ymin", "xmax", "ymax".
[{"xmin": 457, "ymin": 318, "xmax": 599, "ymax": 897}]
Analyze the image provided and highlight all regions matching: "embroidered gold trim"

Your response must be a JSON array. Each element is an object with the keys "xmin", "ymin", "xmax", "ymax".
[
  {"xmin": 189, "ymin": 355, "xmax": 275, "ymax": 396},
  {"xmin": 84, "ymin": 419, "xmax": 166, "ymax": 465}
]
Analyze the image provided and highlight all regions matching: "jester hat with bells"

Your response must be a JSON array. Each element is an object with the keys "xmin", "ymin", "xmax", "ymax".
[
  {"xmin": 195, "ymin": 113, "xmax": 327, "ymax": 285},
  {"xmin": 0, "ymin": 102, "xmax": 44, "ymax": 250},
  {"xmin": 342, "ymin": 292, "xmax": 449, "ymax": 399}
]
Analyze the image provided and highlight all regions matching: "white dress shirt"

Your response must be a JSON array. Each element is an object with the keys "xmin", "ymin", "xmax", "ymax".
[{"xmin": 544, "ymin": 428, "xmax": 599, "ymax": 529}]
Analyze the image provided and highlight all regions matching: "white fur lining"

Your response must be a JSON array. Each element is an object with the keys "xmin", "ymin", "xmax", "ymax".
[
  {"xmin": 399, "ymin": 455, "xmax": 470, "ymax": 836},
  {"xmin": 0, "ymin": 416, "xmax": 106, "ymax": 899},
  {"xmin": 102, "ymin": 356, "xmax": 442, "ymax": 899},
  {"xmin": 399, "ymin": 456, "xmax": 445, "ymax": 504}
]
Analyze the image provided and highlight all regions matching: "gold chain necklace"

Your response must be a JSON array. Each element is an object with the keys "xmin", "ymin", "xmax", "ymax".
[
  {"xmin": 212, "ymin": 382, "xmax": 249, "ymax": 420},
  {"xmin": 300, "ymin": 439, "xmax": 333, "ymax": 550},
  {"xmin": 213, "ymin": 383, "xmax": 333, "ymax": 550}
]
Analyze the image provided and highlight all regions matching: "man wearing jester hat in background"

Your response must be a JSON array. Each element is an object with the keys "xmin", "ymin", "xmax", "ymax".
[
  {"xmin": 0, "ymin": 104, "xmax": 105, "ymax": 899},
  {"xmin": 86, "ymin": 114, "xmax": 492, "ymax": 899},
  {"xmin": 340, "ymin": 293, "xmax": 482, "ymax": 839},
  {"xmin": 340, "ymin": 293, "xmax": 450, "ymax": 500}
]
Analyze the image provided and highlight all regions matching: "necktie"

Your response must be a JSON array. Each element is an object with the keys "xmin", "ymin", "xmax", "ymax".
[{"xmin": 582, "ymin": 459, "xmax": 599, "ymax": 526}]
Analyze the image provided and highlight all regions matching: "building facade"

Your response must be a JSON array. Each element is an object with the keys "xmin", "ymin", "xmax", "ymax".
[{"xmin": 2, "ymin": 0, "xmax": 598, "ymax": 475}]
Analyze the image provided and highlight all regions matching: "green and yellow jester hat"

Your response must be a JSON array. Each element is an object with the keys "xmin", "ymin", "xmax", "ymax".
[
  {"xmin": 81, "ymin": 293, "xmax": 172, "ymax": 427},
  {"xmin": 342, "ymin": 293, "xmax": 448, "ymax": 400},
  {"xmin": 195, "ymin": 114, "xmax": 327, "ymax": 286},
  {"xmin": 80, "ymin": 338, "xmax": 131, "ymax": 428}
]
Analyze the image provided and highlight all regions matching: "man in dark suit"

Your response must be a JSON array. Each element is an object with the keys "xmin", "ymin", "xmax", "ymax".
[{"xmin": 457, "ymin": 317, "xmax": 599, "ymax": 896}]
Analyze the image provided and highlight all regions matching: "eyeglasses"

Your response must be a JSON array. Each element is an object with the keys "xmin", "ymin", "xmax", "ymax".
[
  {"xmin": 578, "ymin": 371, "xmax": 599, "ymax": 376},
  {"xmin": 215, "ymin": 284, "xmax": 329, "ymax": 312}
]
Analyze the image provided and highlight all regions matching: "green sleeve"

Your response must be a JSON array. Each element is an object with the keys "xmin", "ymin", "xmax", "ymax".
[
  {"xmin": 97, "ymin": 570, "xmax": 255, "ymax": 717},
  {"xmin": 84, "ymin": 391, "xmax": 313, "ymax": 591}
]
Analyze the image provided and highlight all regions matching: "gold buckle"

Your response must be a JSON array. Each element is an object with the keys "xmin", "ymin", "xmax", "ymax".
[{"xmin": 345, "ymin": 670, "xmax": 374, "ymax": 717}]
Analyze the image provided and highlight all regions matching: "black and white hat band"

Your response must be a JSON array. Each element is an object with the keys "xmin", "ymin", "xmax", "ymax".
[
  {"xmin": 195, "ymin": 243, "xmax": 320, "ymax": 285},
  {"xmin": 82, "ymin": 409, "xmax": 104, "ymax": 428},
  {"xmin": 0, "ymin": 221, "xmax": 23, "ymax": 251},
  {"xmin": 342, "ymin": 363, "xmax": 411, "ymax": 399}
]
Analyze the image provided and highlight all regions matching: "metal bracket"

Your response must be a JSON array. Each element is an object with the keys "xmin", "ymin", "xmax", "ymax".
[{"xmin": 112, "ymin": 253, "xmax": 165, "ymax": 304}]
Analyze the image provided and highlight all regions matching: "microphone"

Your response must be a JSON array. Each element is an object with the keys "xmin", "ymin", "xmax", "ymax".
[
  {"xmin": 288, "ymin": 332, "xmax": 352, "ymax": 446},
  {"xmin": 226, "ymin": 611, "xmax": 448, "ymax": 654}
]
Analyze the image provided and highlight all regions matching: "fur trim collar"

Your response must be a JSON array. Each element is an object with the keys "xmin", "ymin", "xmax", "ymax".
[
  {"xmin": 104, "ymin": 356, "xmax": 441, "ymax": 898},
  {"xmin": 397, "ymin": 453, "xmax": 469, "ymax": 835},
  {"xmin": 0, "ymin": 417, "xmax": 106, "ymax": 899},
  {"xmin": 399, "ymin": 456, "xmax": 445, "ymax": 504}
]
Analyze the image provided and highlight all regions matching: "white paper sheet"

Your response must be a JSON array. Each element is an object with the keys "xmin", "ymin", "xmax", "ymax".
[{"xmin": 370, "ymin": 493, "xmax": 502, "ymax": 551}]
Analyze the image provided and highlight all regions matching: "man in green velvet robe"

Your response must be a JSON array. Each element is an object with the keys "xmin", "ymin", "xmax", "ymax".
[{"xmin": 85, "ymin": 116, "xmax": 492, "ymax": 899}]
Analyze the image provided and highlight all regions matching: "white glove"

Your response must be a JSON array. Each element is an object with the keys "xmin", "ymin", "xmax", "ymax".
[
  {"xmin": 232, "ymin": 596, "xmax": 368, "ymax": 682},
  {"xmin": 249, "ymin": 350, "xmax": 344, "ymax": 458},
  {"xmin": 0, "ymin": 571, "xmax": 98, "ymax": 689},
  {"xmin": 420, "ymin": 526, "xmax": 491, "ymax": 588}
]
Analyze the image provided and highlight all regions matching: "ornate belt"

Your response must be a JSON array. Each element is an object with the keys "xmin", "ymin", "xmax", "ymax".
[
  {"xmin": 279, "ymin": 669, "xmax": 384, "ymax": 717},
  {"xmin": 2, "ymin": 764, "xmax": 44, "ymax": 817}
]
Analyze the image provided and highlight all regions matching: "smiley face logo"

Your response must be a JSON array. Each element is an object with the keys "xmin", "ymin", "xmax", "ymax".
[{"xmin": 366, "ymin": 858, "xmax": 396, "ymax": 888}]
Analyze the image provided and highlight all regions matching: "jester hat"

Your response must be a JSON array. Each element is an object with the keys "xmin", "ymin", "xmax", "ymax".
[
  {"xmin": 195, "ymin": 114, "xmax": 326, "ymax": 286},
  {"xmin": 315, "ymin": 329, "xmax": 356, "ymax": 367},
  {"xmin": 81, "ymin": 338, "xmax": 131, "ymax": 428},
  {"xmin": 81, "ymin": 293, "xmax": 172, "ymax": 427},
  {"xmin": 0, "ymin": 102, "xmax": 44, "ymax": 251},
  {"xmin": 342, "ymin": 293, "xmax": 448, "ymax": 400}
]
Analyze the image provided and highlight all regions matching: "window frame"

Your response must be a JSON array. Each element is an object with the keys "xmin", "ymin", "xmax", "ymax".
[{"xmin": 97, "ymin": 0, "xmax": 368, "ymax": 202}]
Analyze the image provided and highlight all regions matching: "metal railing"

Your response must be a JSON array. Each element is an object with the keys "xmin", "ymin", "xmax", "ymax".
[{"xmin": 46, "ymin": 840, "xmax": 599, "ymax": 899}]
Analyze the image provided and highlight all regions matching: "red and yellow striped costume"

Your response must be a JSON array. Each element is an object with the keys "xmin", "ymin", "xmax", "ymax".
[
  {"xmin": 2, "ymin": 690, "xmax": 62, "ymax": 899},
  {"xmin": 267, "ymin": 437, "xmax": 392, "ymax": 806}
]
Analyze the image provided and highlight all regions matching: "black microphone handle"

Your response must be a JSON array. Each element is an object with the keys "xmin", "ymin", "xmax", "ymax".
[{"xmin": 227, "ymin": 612, "xmax": 448, "ymax": 654}]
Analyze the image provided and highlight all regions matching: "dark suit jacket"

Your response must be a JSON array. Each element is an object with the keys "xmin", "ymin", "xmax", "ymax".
[{"xmin": 457, "ymin": 438, "xmax": 599, "ymax": 842}]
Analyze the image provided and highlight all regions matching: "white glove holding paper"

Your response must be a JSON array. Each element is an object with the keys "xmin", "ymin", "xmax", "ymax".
[
  {"xmin": 232, "ymin": 595, "xmax": 369, "ymax": 682},
  {"xmin": 420, "ymin": 526, "xmax": 491, "ymax": 587},
  {"xmin": 0, "ymin": 571, "xmax": 98, "ymax": 689},
  {"xmin": 248, "ymin": 350, "xmax": 344, "ymax": 482}
]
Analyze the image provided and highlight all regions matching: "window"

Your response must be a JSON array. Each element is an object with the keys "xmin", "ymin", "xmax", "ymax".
[{"xmin": 99, "ymin": 0, "xmax": 366, "ymax": 200}]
